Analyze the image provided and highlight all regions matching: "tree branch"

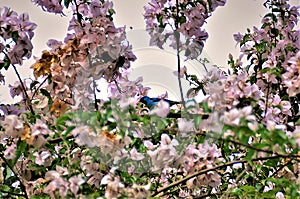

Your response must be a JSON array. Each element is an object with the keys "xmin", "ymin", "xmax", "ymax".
[
  {"xmin": 152, "ymin": 155, "xmax": 297, "ymax": 197},
  {"xmin": 12, "ymin": 64, "xmax": 35, "ymax": 116},
  {"xmin": 175, "ymin": 0, "xmax": 186, "ymax": 110}
]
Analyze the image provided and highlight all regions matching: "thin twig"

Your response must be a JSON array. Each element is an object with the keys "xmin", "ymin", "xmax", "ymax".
[
  {"xmin": 114, "ymin": 79, "xmax": 122, "ymax": 93},
  {"xmin": 3, "ymin": 52, "xmax": 35, "ymax": 115},
  {"xmin": 48, "ymin": 134, "xmax": 74, "ymax": 144},
  {"xmin": 73, "ymin": 0, "xmax": 83, "ymax": 27},
  {"xmin": 12, "ymin": 64, "xmax": 35, "ymax": 116},
  {"xmin": 0, "ymin": 153, "xmax": 29, "ymax": 199},
  {"xmin": 264, "ymin": 83, "xmax": 270, "ymax": 118},
  {"xmin": 31, "ymin": 75, "xmax": 50, "ymax": 100},
  {"xmin": 92, "ymin": 78, "xmax": 98, "ymax": 110},
  {"xmin": 270, "ymin": 159, "xmax": 293, "ymax": 178}
]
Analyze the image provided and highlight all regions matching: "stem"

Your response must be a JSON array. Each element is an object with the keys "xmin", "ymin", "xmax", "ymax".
[
  {"xmin": 200, "ymin": 58, "xmax": 208, "ymax": 73},
  {"xmin": 12, "ymin": 64, "xmax": 35, "ymax": 116},
  {"xmin": 2, "ymin": 52, "xmax": 35, "ymax": 115},
  {"xmin": 48, "ymin": 134, "xmax": 74, "ymax": 144},
  {"xmin": 114, "ymin": 79, "xmax": 122, "ymax": 94},
  {"xmin": 264, "ymin": 83, "xmax": 270, "ymax": 118},
  {"xmin": 0, "ymin": 153, "xmax": 29, "ymax": 199},
  {"xmin": 92, "ymin": 78, "xmax": 98, "ymax": 110},
  {"xmin": 73, "ymin": 0, "xmax": 83, "ymax": 27},
  {"xmin": 175, "ymin": 0, "xmax": 186, "ymax": 109},
  {"xmin": 31, "ymin": 75, "xmax": 50, "ymax": 100}
]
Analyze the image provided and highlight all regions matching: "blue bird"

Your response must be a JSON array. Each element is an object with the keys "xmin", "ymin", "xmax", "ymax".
[{"xmin": 140, "ymin": 96, "xmax": 180, "ymax": 109}]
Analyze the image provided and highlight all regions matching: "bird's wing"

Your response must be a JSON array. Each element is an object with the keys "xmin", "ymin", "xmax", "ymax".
[
  {"xmin": 163, "ymin": 99, "xmax": 180, "ymax": 106},
  {"xmin": 151, "ymin": 98, "xmax": 164, "ymax": 103}
]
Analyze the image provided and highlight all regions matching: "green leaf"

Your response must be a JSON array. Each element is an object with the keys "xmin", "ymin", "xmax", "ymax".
[
  {"xmin": 263, "ymin": 13, "xmax": 277, "ymax": 22},
  {"xmin": 0, "ymin": 185, "xmax": 12, "ymax": 192},
  {"xmin": 12, "ymin": 140, "xmax": 27, "ymax": 166},
  {"xmin": 179, "ymin": 16, "xmax": 186, "ymax": 25},
  {"xmin": 64, "ymin": 0, "xmax": 72, "ymax": 8},
  {"xmin": 63, "ymin": 126, "xmax": 76, "ymax": 138},
  {"xmin": 231, "ymin": 187, "xmax": 242, "ymax": 196},
  {"xmin": 108, "ymin": 8, "xmax": 115, "ymax": 16},
  {"xmin": 241, "ymin": 34, "xmax": 250, "ymax": 46},
  {"xmin": 40, "ymin": 88, "xmax": 53, "ymax": 107},
  {"xmin": 245, "ymin": 149, "xmax": 256, "ymax": 162},
  {"xmin": 252, "ymin": 142, "xmax": 270, "ymax": 149},
  {"xmin": 255, "ymin": 41, "xmax": 267, "ymax": 54},
  {"xmin": 30, "ymin": 80, "xmax": 40, "ymax": 90},
  {"xmin": 241, "ymin": 185, "xmax": 256, "ymax": 193},
  {"xmin": 295, "ymin": 117, "xmax": 300, "ymax": 125},
  {"xmin": 0, "ymin": 56, "xmax": 11, "ymax": 70},
  {"xmin": 11, "ymin": 31, "xmax": 19, "ymax": 42},
  {"xmin": 270, "ymin": 28, "xmax": 279, "ymax": 37},
  {"xmin": 56, "ymin": 114, "xmax": 72, "ymax": 127},
  {"xmin": 194, "ymin": 115, "xmax": 202, "ymax": 128}
]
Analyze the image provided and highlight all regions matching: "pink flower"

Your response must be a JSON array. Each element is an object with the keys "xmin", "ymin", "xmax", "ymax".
[
  {"xmin": 280, "ymin": 101, "xmax": 292, "ymax": 116},
  {"xmin": 31, "ymin": 119, "xmax": 50, "ymax": 135},
  {"xmin": 1, "ymin": 115, "xmax": 24, "ymax": 138},
  {"xmin": 69, "ymin": 176, "xmax": 85, "ymax": 195},
  {"xmin": 128, "ymin": 165, "xmax": 135, "ymax": 174},
  {"xmin": 0, "ymin": 7, "xmax": 36, "ymax": 65},
  {"xmin": 44, "ymin": 178, "xmax": 69, "ymax": 198},
  {"xmin": 161, "ymin": 134, "xmax": 179, "ymax": 147},
  {"xmin": 233, "ymin": 32, "xmax": 243, "ymax": 45},
  {"xmin": 144, "ymin": 0, "xmax": 226, "ymax": 60},
  {"xmin": 178, "ymin": 118, "xmax": 194, "ymax": 135},
  {"xmin": 101, "ymin": 173, "xmax": 124, "ymax": 199},
  {"xmin": 147, "ymin": 134, "xmax": 179, "ymax": 171},
  {"xmin": 32, "ymin": 0, "xmax": 63, "ymax": 14},
  {"xmin": 144, "ymin": 140, "xmax": 156, "ymax": 151},
  {"xmin": 8, "ymin": 81, "xmax": 23, "ymax": 98},
  {"xmin": 224, "ymin": 108, "xmax": 241, "ymax": 126},
  {"xmin": 129, "ymin": 148, "xmax": 144, "ymax": 161},
  {"xmin": 173, "ymin": 66, "xmax": 187, "ymax": 78},
  {"xmin": 72, "ymin": 126, "xmax": 101, "ymax": 148},
  {"xmin": 150, "ymin": 100, "xmax": 170, "ymax": 117},
  {"xmin": 276, "ymin": 192, "xmax": 285, "ymax": 199},
  {"xmin": 4, "ymin": 143, "xmax": 16, "ymax": 159},
  {"xmin": 33, "ymin": 151, "xmax": 51, "ymax": 165}
]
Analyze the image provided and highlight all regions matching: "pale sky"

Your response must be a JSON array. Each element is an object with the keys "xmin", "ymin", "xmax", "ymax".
[{"xmin": 0, "ymin": 0, "xmax": 299, "ymax": 102}]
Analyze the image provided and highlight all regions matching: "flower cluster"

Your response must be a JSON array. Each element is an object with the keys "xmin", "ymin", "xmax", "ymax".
[
  {"xmin": 144, "ymin": 0, "xmax": 226, "ymax": 60},
  {"xmin": 182, "ymin": 142, "xmax": 222, "ymax": 194},
  {"xmin": 0, "ymin": 1, "xmax": 300, "ymax": 199},
  {"xmin": 107, "ymin": 68, "xmax": 149, "ymax": 109},
  {"xmin": 31, "ymin": 0, "xmax": 64, "ymax": 14},
  {"xmin": 0, "ymin": 7, "xmax": 36, "ymax": 66},
  {"xmin": 203, "ymin": 68, "xmax": 263, "ymax": 112},
  {"xmin": 31, "ymin": 39, "xmax": 82, "ymax": 105},
  {"xmin": 43, "ymin": 166, "xmax": 84, "ymax": 198},
  {"xmin": 282, "ymin": 51, "xmax": 300, "ymax": 97},
  {"xmin": 30, "ymin": 0, "xmax": 143, "ymax": 113},
  {"xmin": 144, "ymin": 134, "xmax": 179, "ymax": 172}
]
